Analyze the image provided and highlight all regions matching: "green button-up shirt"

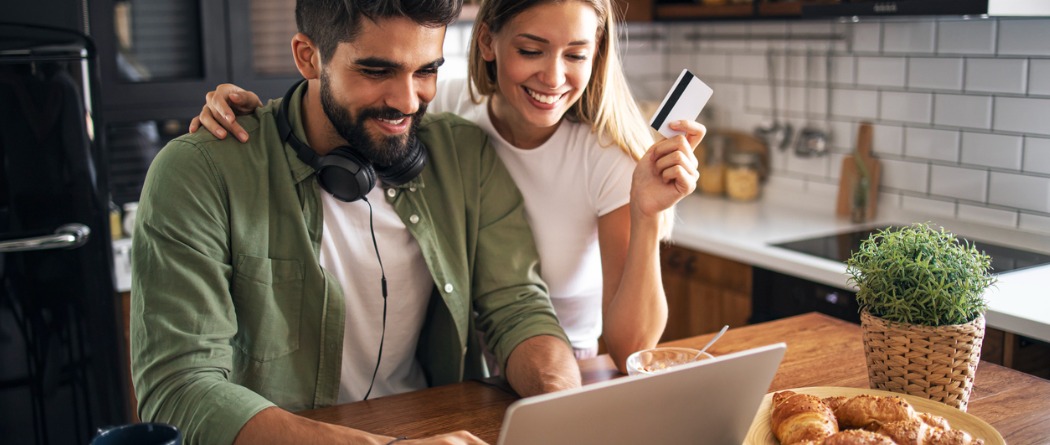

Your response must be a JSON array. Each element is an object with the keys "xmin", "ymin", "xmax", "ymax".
[{"xmin": 131, "ymin": 82, "xmax": 568, "ymax": 445}]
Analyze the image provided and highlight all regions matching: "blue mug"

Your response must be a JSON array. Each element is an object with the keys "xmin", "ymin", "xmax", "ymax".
[{"xmin": 91, "ymin": 422, "xmax": 182, "ymax": 445}]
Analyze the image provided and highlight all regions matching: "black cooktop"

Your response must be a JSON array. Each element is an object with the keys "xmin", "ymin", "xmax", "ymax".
[{"xmin": 772, "ymin": 225, "xmax": 1050, "ymax": 274}]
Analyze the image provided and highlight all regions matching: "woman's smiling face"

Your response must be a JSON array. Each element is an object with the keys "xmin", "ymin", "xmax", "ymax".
[{"xmin": 479, "ymin": 1, "xmax": 599, "ymax": 144}]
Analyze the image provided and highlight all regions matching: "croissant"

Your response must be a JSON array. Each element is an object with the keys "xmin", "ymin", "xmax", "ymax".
[
  {"xmin": 772, "ymin": 391, "xmax": 839, "ymax": 445},
  {"xmin": 820, "ymin": 429, "xmax": 897, "ymax": 445},
  {"xmin": 822, "ymin": 394, "xmax": 916, "ymax": 430},
  {"xmin": 877, "ymin": 417, "xmax": 984, "ymax": 445}
]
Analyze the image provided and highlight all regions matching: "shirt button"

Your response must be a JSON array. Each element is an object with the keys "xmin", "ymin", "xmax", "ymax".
[
  {"xmin": 409, "ymin": 215, "xmax": 420, "ymax": 224},
  {"xmin": 444, "ymin": 283, "xmax": 454, "ymax": 293},
  {"xmin": 386, "ymin": 188, "xmax": 396, "ymax": 198}
]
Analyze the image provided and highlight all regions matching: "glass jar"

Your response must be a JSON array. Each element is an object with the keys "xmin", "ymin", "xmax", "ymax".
[
  {"xmin": 122, "ymin": 202, "xmax": 139, "ymax": 238},
  {"xmin": 725, "ymin": 152, "xmax": 761, "ymax": 201},
  {"xmin": 699, "ymin": 135, "xmax": 726, "ymax": 196}
]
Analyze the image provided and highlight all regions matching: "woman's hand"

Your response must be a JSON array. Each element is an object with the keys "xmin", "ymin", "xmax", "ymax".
[
  {"xmin": 188, "ymin": 83, "xmax": 263, "ymax": 142},
  {"xmin": 631, "ymin": 120, "xmax": 705, "ymax": 219}
]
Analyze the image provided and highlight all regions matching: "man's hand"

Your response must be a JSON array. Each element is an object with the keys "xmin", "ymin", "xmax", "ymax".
[{"xmin": 503, "ymin": 335, "xmax": 582, "ymax": 397}]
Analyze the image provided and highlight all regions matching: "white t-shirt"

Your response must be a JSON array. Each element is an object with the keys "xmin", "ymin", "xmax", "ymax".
[
  {"xmin": 431, "ymin": 78, "xmax": 636, "ymax": 352},
  {"xmin": 319, "ymin": 185, "xmax": 431, "ymax": 403}
]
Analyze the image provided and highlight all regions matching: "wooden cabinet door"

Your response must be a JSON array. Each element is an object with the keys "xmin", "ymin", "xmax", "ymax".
[{"xmin": 660, "ymin": 244, "xmax": 752, "ymax": 342}]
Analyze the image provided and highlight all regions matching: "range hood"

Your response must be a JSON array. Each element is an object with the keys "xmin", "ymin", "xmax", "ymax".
[{"xmin": 803, "ymin": 0, "xmax": 1050, "ymax": 18}]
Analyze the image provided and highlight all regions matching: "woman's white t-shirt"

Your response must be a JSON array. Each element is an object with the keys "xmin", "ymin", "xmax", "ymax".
[{"xmin": 431, "ymin": 78, "xmax": 636, "ymax": 353}]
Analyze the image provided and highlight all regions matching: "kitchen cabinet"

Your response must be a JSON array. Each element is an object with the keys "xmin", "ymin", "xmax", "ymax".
[
  {"xmin": 653, "ymin": 0, "xmax": 837, "ymax": 21},
  {"xmin": 982, "ymin": 327, "xmax": 1050, "ymax": 380},
  {"xmin": 659, "ymin": 243, "xmax": 752, "ymax": 342},
  {"xmin": 615, "ymin": 0, "xmax": 655, "ymax": 22},
  {"xmin": 88, "ymin": 0, "xmax": 303, "ymax": 205}
]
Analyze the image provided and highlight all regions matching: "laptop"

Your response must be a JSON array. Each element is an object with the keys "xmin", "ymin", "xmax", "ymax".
[{"xmin": 497, "ymin": 343, "xmax": 786, "ymax": 445}]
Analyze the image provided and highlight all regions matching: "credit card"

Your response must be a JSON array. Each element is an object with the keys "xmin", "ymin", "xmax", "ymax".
[{"xmin": 649, "ymin": 69, "xmax": 713, "ymax": 139}]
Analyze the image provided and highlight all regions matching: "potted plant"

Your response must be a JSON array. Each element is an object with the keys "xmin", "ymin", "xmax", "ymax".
[{"xmin": 846, "ymin": 223, "xmax": 997, "ymax": 411}]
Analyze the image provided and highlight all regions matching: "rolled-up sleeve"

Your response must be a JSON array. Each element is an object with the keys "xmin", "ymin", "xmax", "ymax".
[
  {"xmin": 131, "ymin": 140, "xmax": 272, "ymax": 445},
  {"xmin": 467, "ymin": 130, "xmax": 570, "ymax": 370}
]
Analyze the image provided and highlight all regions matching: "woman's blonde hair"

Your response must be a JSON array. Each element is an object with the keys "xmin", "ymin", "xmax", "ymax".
[{"xmin": 467, "ymin": 0, "xmax": 674, "ymax": 237}]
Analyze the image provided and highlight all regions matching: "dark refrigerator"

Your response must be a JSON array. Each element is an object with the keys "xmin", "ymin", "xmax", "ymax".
[{"xmin": 0, "ymin": 23, "xmax": 129, "ymax": 444}]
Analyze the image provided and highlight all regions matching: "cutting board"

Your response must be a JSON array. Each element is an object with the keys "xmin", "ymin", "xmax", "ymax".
[{"xmin": 836, "ymin": 122, "xmax": 880, "ymax": 221}]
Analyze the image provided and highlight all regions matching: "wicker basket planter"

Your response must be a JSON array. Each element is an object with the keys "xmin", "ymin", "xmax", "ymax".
[{"xmin": 860, "ymin": 310, "xmax": 985, "ymax": 411}]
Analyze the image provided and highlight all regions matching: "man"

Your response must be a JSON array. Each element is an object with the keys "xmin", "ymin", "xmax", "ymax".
[{"xmin": 130, "ymin": 1, "xmax": 581, "ymax": 444}]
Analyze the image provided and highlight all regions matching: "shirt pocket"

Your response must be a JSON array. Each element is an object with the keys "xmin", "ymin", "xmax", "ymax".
[{"xmin": 231, "ymin": 254, "xmax": 304, "ymax": 362}]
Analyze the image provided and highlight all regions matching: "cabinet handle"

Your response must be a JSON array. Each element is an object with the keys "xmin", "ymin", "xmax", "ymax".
[{"xmin": 0, "ymin": 223, "xmax": 90, "ymax": 253}]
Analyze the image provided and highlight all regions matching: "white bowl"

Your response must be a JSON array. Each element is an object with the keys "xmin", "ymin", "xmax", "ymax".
[{"xmin": 626, "ymin": 347, "xmax": 715, "ymax": 376}]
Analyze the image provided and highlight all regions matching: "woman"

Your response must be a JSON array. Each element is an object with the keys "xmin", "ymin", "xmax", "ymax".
[{"xmin": 190, "ymin": 0, "xmax": 705, "ymax": 373}]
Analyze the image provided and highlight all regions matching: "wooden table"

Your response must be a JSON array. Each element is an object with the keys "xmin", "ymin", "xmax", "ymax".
[{"xmin": 299, "ymin": 313, "xmax": 1050, "ymax": 444}]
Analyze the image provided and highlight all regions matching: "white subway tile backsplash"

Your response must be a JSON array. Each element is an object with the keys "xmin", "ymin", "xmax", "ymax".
[
  {"xmin": 908, "ymin": 57, "xmax": 963, "ymax": 91},
  {"xmin": 905, "ymin": 127, "xmax": 960, "ymax": 162},
  {"xmin": 965, "ymin": 58, "xmax": 1027, "ymax": 94},
  {"xmin": 880, "ymin": 91, "xmax": 932, "ymax": 124},
  {"xmin": 784, "ymin": 86, "xmax": 806, "ymax": 115},
  {"xmin": 747, "ymin": 83, "xmax": 772, "ymax": 110},
  {"xmin": 1024, "ymin": 137, "xmax": 1050, "ymax": 175},
  {"xmin": 832, "ymin": 89, "xmax": 878, "ymax": 119},
  {"xmin": 785, "ymin": 151, "xmax": 832, "ymax": 177},
  {"xmin": 993, "ymin": 97, "xmax": 1050, "ymax": 136},
  {"xmin": 830, "ymin": 56, "xmax": 855, "ymax": 85},
  {"xmin": 857, "ymin": 57, "xmax": 907, "ymax": 87},
  {"xmin": 707, "ymin": 83, "xmax": 746, "ymax": 127},
  {"xmin": 692, "ymin": 53, "xmax": 731, "ymax": 78},
  {"xmin": 785, "ymin": 53, "xmax": 807, "ymax": 83},
  {"xmin": 961, "ymin": 132, "xmax": 1024, "ymax": 170},
  {"xmin": 1020, "ymin": 213, "xmax": 1050, "ymax": 234},
  {"xmin": 998, "ymin": 19, "xmax": 1050, "ymax": 57},
  {"xmin": 933, "ymin": 94, "xmax": 992, "ymax": 129},
  {"xmin": 883, "ymin": 21, "xmax": 935, "ymax": 54},
  {"xmin": 872, "ymin": 124, "xmax": 904, "ymax": 156},
  {"xmin": 829, "ymin": 121, "xmax": 855, "ymax": 152},
  {"xmin": 881, "ymin": 158, "xmax": 929, "ymax": 193},
  {"xmin": 623, "ymin": 16, "xmax": 1050, "ymax": 235},
  {"xmin": 623, "ymin": 52, "xmax": 666, "ymax": 78},
  {"xmin": 989, "ymin": 172, "xmax": 1050, "ymax": 212},
  {"xmin": 1029, "ymin": 60, "xmax": 1050, "ymax": 96},
  {"xmin": 730, "ymin": 54, "xmax": 767, "ymax": 80},
  {"xmin": 666, "ymin": 24, "xmax": 697, "ymax": 52},
  {"xmin": 930, "ymin": 165, "xmax": 987, "ymax": 201},
  {"xmin": 936, "ymin": 19, "xmax": 996, "ymax": 55},
  {"xmin": 902, "ymin": 194, "xmax": 957, "ymax": 218},
  {"xmin": 957, "ymin": 204, "xmax": 1019, "ymax": 228},
  {"xmin": 851, "ymin": 22, "xmax": 881, "ymax": 53}
]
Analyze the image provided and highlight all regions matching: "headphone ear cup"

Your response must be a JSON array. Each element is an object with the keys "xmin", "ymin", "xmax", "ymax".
[
  {"xmin": 374, "ymin": 138, "xmax": 428, "ymax": 186},
  {"xmin": 316, "ymin": 146, "xmax": 376, "ymax": 202}
]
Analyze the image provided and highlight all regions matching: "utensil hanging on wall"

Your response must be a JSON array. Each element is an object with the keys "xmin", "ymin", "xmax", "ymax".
[
  {"xmin": 794, "ymin": 49, "xmax": 828, "ymax": 157},
  {"xmin": 754, "ymin": 49, "xmax": 792, "ymax": 151}
]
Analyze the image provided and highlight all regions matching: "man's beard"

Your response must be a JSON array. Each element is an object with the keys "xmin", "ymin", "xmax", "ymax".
[{"xmin": 319, "ymin": 70, "xmax": 427, "ymax": 168}]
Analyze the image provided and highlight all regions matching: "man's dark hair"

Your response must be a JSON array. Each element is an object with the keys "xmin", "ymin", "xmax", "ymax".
[{"xmin": 296, "ymin": 0, "xmax": 462, "ymax": 63}]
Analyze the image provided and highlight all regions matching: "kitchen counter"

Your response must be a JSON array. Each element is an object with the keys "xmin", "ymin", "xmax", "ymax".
[{"xmin": 670, "ymin": 190, "xmax": 1050, "ymax": 344}]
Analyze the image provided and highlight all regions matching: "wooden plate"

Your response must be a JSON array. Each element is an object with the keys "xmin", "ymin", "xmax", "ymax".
[{"xmin": 744, "ymin": 387, "xmax": 1004, "ymax": 444}]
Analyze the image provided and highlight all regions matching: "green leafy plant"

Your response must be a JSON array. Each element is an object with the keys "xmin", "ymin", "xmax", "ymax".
[{"xmin": 846, "ymin": 223, "xmax": 997, "ymax": 326}]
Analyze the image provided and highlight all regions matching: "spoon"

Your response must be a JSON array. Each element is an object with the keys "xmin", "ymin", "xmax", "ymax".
[{"xmin": 696, "ymin": 324, "xmax": 729, "ymax": 358}]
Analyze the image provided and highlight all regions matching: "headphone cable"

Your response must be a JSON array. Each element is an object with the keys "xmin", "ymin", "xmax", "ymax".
[{"xmin": 361, "ymin": 196, "xmax": 388, "ymax": 401}]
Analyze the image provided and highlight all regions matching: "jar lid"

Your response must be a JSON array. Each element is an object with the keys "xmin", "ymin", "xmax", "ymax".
[{"xmin": 727, "ymin": 151, "xmax": 760, "ymax": 167}]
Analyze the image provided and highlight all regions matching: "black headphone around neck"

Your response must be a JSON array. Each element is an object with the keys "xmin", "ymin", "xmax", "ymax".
[{"xmin": 275, "ymin": 79, "xmax": 428, "ymax": 202}]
